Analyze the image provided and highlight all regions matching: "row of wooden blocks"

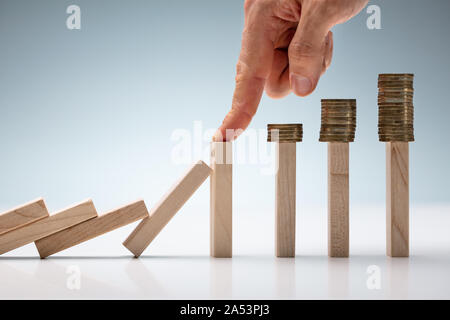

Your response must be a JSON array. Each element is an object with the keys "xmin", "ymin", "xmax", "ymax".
[
  {"xmin": 0, "ymin": 141, "xmax": 408, "ymax": 258},
  {"xmin": 0, "ymin": 142, "xmax": 231, "ymax": 258}
]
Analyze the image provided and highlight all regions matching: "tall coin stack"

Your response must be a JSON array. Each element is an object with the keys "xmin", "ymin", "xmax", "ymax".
[
  {"xmin": 267, "ymin": 124, "xmax": 303, "ymax": 142},
  {"xmin": 319, "ymin": 99, "xmax": 357, "ymax": 142},
  {"xmin": 378, "ymin": 74, "xmax": 414, "ymax": 142}
]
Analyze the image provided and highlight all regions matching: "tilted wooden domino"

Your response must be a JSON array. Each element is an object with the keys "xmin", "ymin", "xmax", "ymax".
[
  {"xmin": 123, "ymin": 160, "xmax": 212, "ymax": 257},
  {"xmin": 210, "ymin": 142, "xmax": 232, "ymax": 258},
  {"xmin": 0, "ymin": 200, "xmax": 97, "ymax": 255},
  {"xmin": 35, "ymin": 200, "xmax": 149, "ymax": 258},
  {"xmin": 0, "ymin": 198, "xmax": 49, "ymax": 235},
  {"xmin": 267, "ymin": 124, "xmax": 303, "ymax": 258},
  {"xmin": 320, "ymin": 99, "xmax": 356, "ymax": 257}
]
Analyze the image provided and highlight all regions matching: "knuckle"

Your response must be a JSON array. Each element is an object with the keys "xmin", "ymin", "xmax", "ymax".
[
  {"xmin": 307, "ymin": 0, "xmax": 354, "ymax": 23},
  {"xmin": 288, "ymin": 41, "xmax": 319, "ymax": 59},
  {"xmin": 244, "ymin": 0, "xmax": 272, "ymax": 14}
]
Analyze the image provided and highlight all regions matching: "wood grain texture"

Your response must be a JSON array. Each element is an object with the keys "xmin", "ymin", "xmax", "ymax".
[
  {"xmin": 386, "ymin": 142, "xmax": 409, "ymax": 257},
  {"xmin": 35, "ymin": 200, "xmax": 149, "ymax": 258},
  {"xmin": 123, "ymin": 160, "xmax": 212, "ymax": 257},
  {"xmin": 275, "ymin": 142, "xmax": 296, "ymax": 257},
  {"xmin": 328, "ymin": 142, "xmax": 349, "ymax": 257},
  {"xmin": 210, "ymin": 142, "xmax": 232, "ymax": 258},
  {"xmin": 0, "ymin": 200, "xmax": 97, "ymax": 255},
  {"xmin": 0, "ymin": 199, "xmax": 49, "ymax": 235}
]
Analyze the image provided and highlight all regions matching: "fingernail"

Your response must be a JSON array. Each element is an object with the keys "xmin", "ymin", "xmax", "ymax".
[
  {"xmin": 212, "ymin": 130, "xmax": 224, "ymax": 142},
  {"xmin": 290, "ymin": 74, "xmax": 312, "ymax": 96}
]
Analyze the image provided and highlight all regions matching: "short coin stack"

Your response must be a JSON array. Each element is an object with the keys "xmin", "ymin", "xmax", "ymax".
[
  {"xmin": 378, "ymin": 74, "xmax": 414, "ymax": 142},
  {"xmin": 319, "ymin": 99, "xmax": 357, "ymax": 142},
  {"xmin": 267, "ymin": 124, "xmax": 303, "ymax": 142}
]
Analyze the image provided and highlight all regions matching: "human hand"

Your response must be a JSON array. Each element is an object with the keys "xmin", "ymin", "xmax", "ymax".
[{"xmin": 213, "ymin": 0, "xmax": 368, "ymax": 141}]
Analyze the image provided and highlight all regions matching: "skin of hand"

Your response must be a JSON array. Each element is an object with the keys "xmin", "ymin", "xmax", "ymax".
[{"xmin": 213, "ymin": 0, "xmax": 369, "ymax": 141}]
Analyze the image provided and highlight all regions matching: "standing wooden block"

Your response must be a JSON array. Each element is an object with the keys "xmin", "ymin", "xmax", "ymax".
[
  {"xmin": 386, "ymin": 142, "xmax": 409, "ymax": 257},
  {"xmin": 35, "ymin": 200, "xmax": 149, "ymax": 258},
  {"xmin": 275, "ymin": 142, "xmax": 296, "ymax": 257},
  {"xmin": 123, "ymin": 160, "xmax": 212, "ymax": 257},
  {"xmin": 0, "ymin": 200, "xmax": 97, "ymax": 255},
  {"xmin": 0, "ymin": 199, "xmax": 49, "ymax": 235},
  {"xmin": 210, "ymin": 142, "xmax": 232, "ymax": 258},
  {"xmin": 328, "ymin": 142, "xmax": 349, "ymax": 257}
]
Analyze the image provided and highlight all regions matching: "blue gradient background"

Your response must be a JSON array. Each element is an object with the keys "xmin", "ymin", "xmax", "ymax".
[{"xmin": 0, "ymin": 0, "xmax": 449, "ymax": 215}]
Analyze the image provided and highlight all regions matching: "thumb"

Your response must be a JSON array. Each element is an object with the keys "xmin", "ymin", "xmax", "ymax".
[{"xmin": 288, "ymin": 9, "xmax": 332, "ymax": 97}]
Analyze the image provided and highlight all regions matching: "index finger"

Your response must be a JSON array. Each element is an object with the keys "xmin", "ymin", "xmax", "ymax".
[{"xmin": 213, "ymin": 11, "xmax": 274, "ymax": 141}]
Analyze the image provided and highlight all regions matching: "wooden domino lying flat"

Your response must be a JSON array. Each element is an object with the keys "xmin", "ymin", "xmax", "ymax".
[
  {"xmin": 36, "ymin": 200, "xmax": 148, "ymax": 258},
  {"xmin": 123, "ymin": 160, "xmax": 211, "ymax": 257},
  {"xmin": 0, "ymin": 198, "xmax": 48, "ymax": 235},
  {"xmin": 0, "ymin": 200, "xmax": 97, "ymax": 255}
]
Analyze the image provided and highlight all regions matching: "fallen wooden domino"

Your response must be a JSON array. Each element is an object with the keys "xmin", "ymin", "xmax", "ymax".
[
  {"xmin": 0, "ymin": 200, "xmax": 97, "ymax": 255},
  {"xmin": 123, "ymin": 160, "xmax": 212, "ymax": 257},
  {"xmin": 210, "ymin": 142, "xmax": 232, "ymax": 258},
  {"xmin": 319, "ymin": 99, "xmax": 357, "ymax": 257},
  {"xmin": 267, "ymin": 124, "xmax": 303, "ymax": 258},
  {"xmin": 378, "ymin": 73, "xmax": 414, "ymax": 257},
  {"xmin": 35, "ymin": 200, "xmax": 149, "ymax": 258},
  {"xmin": 0, "ymin": 198, "xmax": 49, "ymax": 236}
]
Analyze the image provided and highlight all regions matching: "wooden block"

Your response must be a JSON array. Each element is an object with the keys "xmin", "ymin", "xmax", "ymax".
[
  {"xmin": 210, "ymin": 142, "xmax": 232, "ymax": 258},
  {"xmin": 275, "ymin": 142, "xmax": 296, "ymax": 257},
  {"xmin": 35, "ymin": 200, "xmax": 149, "ymax": 258},
  {"xmin": 0, "ymin": 200, "xmax": 97, "ymax": 255},
  {"xmin": 0, "ymin": 198, "xmax": 49, "ymax": 235},
  {"xmin": 123, "ymin": 160, "xmax": 212, "ymax": 257},
  {"xmin": 328, "ymin": 142, "xmax": 349, "ymax": 257},
  {"xmin": 386, "ymin": 142, "xmax": 409, "ymax": 257}
]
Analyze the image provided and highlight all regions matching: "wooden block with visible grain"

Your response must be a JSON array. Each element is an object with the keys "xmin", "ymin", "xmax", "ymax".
[
  {"xmin": 123, "ymin": 160, "xmax": 212, "ymax": 257},
  {"xmin": 0, "ymin": 200, "xmax": 97, "ymax": 255},
  {"xmin": 275, "ymin": 142, "xmax": 297, "ymax": 258},
  {"xmin": 210, "ymin": 142, "xmax": 232, "ymax": 258},
  {"xmin": 35, "ymin": 200, "xmax": 149, "ymax": 258},
  {"xmin": 328, "ymin": 142, "xmax": 349, "ymax": 257},
  {"xmin": 386, "ymin": 141, "xmax": 409, "ymax": 257},
  {"xmin": 0, "ymin": 198, "xmax": 49, "ymax": 235}
]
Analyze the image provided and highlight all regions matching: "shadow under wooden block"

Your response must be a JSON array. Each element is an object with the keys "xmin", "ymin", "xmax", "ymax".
[
  {"xmin": 123, "ymin": 160, "xmax": 212, "ymax": 257},
  {"xmin": 0, "ymin": 199, "xmax": 49, "ymax": 236},
  {"xmin": 0, "ymin": 200, "xmax": 97, "ymax": 255},
  {"xmin": 35, "ymin": 200, "xmax": 149, "ymax": 258}
]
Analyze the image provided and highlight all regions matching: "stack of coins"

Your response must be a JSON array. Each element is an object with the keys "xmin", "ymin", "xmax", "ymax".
[
  {"xmin": 319, "ymin": 99, "xmax": 357, "ymax": 142},
  {"xmin": 267, "ymin": 124, "xmax": 303, "ymax": 142},
  {"xmin": 378, "ymin": 74, "xmax": 414, "ymax": 142}
]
